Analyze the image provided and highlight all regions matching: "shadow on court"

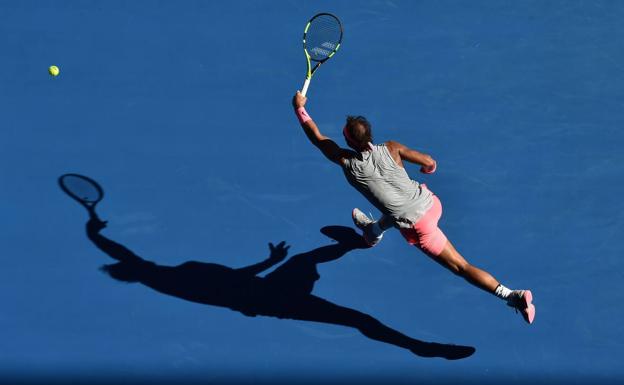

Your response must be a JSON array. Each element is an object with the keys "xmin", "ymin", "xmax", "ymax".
[
  {"xmin": 63, "ymin": 174, "xmax": 474, "ymax": 360},
  {"xmin": 84, "ymin": 215, "xmax": 474, "ymax": 361}
]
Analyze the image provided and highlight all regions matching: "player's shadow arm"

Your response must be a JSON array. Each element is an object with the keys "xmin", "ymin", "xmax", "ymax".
[{"xmin": 85, "ymin": 218, "xmax": 474, "ymax": 360}]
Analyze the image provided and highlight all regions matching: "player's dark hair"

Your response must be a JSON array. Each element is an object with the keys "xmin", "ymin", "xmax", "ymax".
[{"xmin": 344, "ymin": 116, "xmax": 373, "ymax": 151}]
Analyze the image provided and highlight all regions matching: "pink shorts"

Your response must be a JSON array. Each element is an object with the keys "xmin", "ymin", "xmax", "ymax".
[{"xmin": 399, "ymin": 193, "xmax": 448, "ymax": 256}]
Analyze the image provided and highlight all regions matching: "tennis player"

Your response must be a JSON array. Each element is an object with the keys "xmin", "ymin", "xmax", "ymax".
[{"xmin": 292, "ymin": 91, "xmax": 535, "ymax": 324}]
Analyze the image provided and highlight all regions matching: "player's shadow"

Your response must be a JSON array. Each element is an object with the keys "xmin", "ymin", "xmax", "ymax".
[{"xmin": 85, "ymin": 216, "xmax": 474, "ymax": 360}]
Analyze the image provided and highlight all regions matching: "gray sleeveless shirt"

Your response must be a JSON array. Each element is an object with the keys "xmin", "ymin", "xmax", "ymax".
[{"xmin": 341, "ymin": 143, "xmax": 433, "ymax": 227}]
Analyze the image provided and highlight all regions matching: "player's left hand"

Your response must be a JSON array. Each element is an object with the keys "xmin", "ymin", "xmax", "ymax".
[
  {"xmin": 292, "ymin": 91, "xmax": 307, "ymax": 108},
  {"xmin": 268, "ymin": 241, "xmax": 290, "ymax": 263},
  {"xmin": 420, "ymin": 160, "xmax": 437, "ymax": 174}
]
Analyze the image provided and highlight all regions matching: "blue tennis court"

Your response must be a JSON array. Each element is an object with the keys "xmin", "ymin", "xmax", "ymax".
[{"xmin": 2, "ymin": 1, "xmax": 623, "ymax": 384}]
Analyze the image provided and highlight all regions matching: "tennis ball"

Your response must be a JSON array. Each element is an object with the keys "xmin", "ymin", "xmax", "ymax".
[{"xmin": 49, "ymin": 65, "xmax": 60, "ymax": 77}]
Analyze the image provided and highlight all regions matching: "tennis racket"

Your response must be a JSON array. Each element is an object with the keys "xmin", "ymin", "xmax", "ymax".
[
  {"xmin": 300, "ymin": 13, "xmax": 343, "ymax": 96},
  {"xmin": 58, "ymin": 173, "xmax": 104, "ymax": 218}
]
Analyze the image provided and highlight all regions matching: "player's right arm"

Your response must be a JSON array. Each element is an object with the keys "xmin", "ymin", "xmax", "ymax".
[
  {"xmin": 292, "ymin": 92, "xmax": 348, "ymax": 165},
  {"xmin": 386, "ymin": 140, "xmax": 437, "ymax": 173},
  {"xmin": 86, "ymin": 217, "xmax": 143, "ymax": 263}
]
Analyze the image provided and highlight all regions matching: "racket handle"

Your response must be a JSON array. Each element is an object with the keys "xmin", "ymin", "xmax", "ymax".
[
  {"xmin": 301, "ymin": 78, "xmax": 311, "ymax": 96},
  {"xmin": 87, "ymin": 205, "xmax": 98, "ymax": 220}
]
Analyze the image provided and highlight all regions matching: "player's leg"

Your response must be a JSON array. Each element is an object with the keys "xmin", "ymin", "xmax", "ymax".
[
  {"xmin": 351, "ymin": 209, "xmax": 393, "ymax": 246},
  {"xmin": 287, "ymin": 294, "xmax": 475, "ymax": 360},
  {"xmin": 430, "ymin": 240, "xmax": 535, "ymax": 324},
  {"xmin": 400, "ymin": 195, "xmax": 535, "ymax": 324},
  {"xmin": 432, "ymin": 240, "xmax": 499, "ymax": 293}
]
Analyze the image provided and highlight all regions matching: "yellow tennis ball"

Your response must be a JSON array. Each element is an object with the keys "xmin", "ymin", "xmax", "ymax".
[{"xmin": 49, "ymin": 65, "xmax": 60, "ymax": 77}]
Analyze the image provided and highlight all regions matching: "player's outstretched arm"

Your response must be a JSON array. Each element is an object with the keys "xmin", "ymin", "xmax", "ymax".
[
  {"xmin": 292, "ymin": 91, "xmax": 346, "ymax": 165},
  {"xmin": 386, "ymin": 140, "xmax": 437, "ymax": 174},
  {"xmin": 86, "ymin": 217, "xmax": 143, "ymax": 263},
  {"xmin": 235, "ymin": 241, "xmax": 290, "ymax": 276}
]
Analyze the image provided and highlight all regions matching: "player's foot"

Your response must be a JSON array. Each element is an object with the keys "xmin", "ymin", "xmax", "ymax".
[
  {"xmin": 351, "ymin": 208, "xmax": 373, "ymax": 229},
  {"xmin": 506, "ymin": 290, "xmax": 536, "ymax": 324},
  {"xmin": 411, "ymin": 342, "xmax": 476, "ymax": 360},
  {"xmin": 320, "ymin": 226, "xmax": 368, "ymax": 249},
  {"xmin": 351, "ymin": 208, "xmax": 383, "ymax": 247}
]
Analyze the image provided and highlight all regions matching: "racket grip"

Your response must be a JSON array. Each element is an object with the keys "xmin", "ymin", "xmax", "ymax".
[{"xmin": 301, "ymin": 78, "xmax": 311, "ymax": 96}]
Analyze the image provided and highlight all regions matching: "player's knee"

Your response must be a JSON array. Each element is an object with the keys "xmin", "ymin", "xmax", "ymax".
[
  {"xmin": 357, "ymin": 314, "xmax": 384, "ymax": 334},
  {"xmin": 453, "ymin": 261, "xmax": 470, "ymax": 276},
  {"xmin": 441, "ymin": 257, "xmax": 468, "ymax": 276}
]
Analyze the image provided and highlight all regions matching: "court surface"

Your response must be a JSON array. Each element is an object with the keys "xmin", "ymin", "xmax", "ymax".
[{"xmin": 2, "ymin": 1, "xmax": 624, "ymax": 384}]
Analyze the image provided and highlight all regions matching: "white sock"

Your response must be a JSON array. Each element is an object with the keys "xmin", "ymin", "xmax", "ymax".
[{"xmin": 494, "ymin": 284, "xmax": 512, "ymax": 300}]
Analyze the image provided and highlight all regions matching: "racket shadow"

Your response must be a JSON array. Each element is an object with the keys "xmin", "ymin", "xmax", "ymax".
[{"xmin": 84, "ymin": 216, "xmax": 474, "ymax": 360}]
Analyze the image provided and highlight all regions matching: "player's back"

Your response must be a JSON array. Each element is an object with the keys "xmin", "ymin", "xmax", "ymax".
[{"xmin": 341, "ymin": 143, "xmax": 433, "ymax": 226}]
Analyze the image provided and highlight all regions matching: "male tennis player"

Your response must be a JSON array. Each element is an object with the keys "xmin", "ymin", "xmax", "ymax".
[{"xmin": 292, "ymin": 91, "xmax": 535, "ymax": 324}]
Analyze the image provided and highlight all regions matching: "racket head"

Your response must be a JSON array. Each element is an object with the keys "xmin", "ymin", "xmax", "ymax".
[
  {"xmin": 303, "ymin": 13, "xmax": 343, "ymax": 68},
  {"xmin": 58, "ymin": 173, "xmax": 104, "ymax": 209}
]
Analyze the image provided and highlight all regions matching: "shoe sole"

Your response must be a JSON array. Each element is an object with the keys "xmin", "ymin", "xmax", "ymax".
[{"xmin": 522, "ymin": 290, "xmax": 535, "ymax": 324}]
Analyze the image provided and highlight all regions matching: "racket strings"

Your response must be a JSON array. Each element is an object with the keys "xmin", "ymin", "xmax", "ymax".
[
  {"xmin": 306, "ymin": 15, "xmax": 342, "ymax": 61},
  {"xmin": 61, "ymin": 176, "xmax": 102, "ymax": 203}
]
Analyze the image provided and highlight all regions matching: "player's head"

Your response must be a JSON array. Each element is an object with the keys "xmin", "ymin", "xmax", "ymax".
[{"xmin": 343, "ymin": 116, "xmax": 373, "ymax": 151}]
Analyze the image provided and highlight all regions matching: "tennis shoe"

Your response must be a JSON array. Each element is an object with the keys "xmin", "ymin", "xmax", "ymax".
[
  {"xmin": 351, "ymin": 208, "xmax": 383, "ymax": 247},
  {"xmin": 506, "ymin": 290, "xmax": 536, "ymax": 324}
]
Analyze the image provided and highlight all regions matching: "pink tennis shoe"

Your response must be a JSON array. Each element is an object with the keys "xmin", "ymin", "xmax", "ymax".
[{"xmin": 507, "ymin": 290, "xmax": 536, "ymax": 324}]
